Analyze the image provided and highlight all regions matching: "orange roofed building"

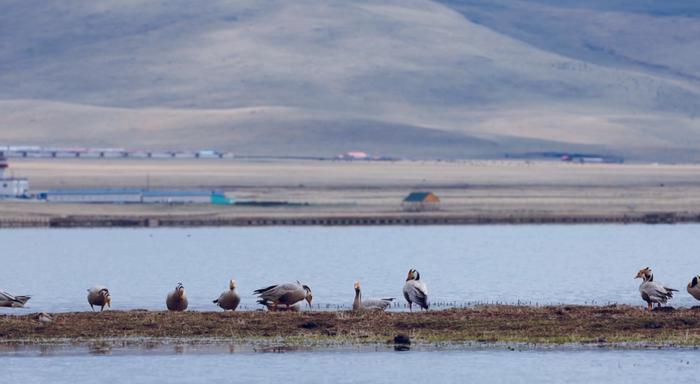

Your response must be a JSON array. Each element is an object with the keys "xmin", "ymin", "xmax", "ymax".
[{"xmin": 401, "ymin": 191, "xmax": 440, "ymax": 212}]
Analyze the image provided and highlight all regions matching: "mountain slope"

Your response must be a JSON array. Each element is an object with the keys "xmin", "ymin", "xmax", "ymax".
[{"xmin": 1, "ymin": 0, "xmax": 699, "ymax": 160}]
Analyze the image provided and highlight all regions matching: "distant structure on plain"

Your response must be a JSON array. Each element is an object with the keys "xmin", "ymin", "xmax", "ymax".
[
  {"xmin": 402, "ymin": 192, "xmax": 440, "ymax": 212},
  {"xmin": 0, "ymin": 156, "xmax": 28, "ymax": 198}
]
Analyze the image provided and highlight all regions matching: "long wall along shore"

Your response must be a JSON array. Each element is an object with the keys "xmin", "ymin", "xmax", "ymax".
[{"xmin": 0, "ymin": 211, "xmax": 692, "ymax": 228}]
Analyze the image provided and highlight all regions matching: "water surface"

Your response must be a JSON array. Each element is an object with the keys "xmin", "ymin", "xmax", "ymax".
[
  {"xmin": 1, "ymin": 224, "xmax": 698, "ymax": 313},
  {"xmin": 3, "ymin": 347, "xmax": 697, "ymax": 384}
]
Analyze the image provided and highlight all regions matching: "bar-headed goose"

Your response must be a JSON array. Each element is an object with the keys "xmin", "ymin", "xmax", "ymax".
[
  {"xmin": 353, "ymin": 281, "xmax": 394, "ymax": 311},
  {"xmin": 213, "ymin": 279, "xmax": 241, "ymax": 311},
  {"xmin": 0, "ymin": 289, "xmax": 31, "ymax": 308},
  {"xmin": 166, "ymin": 282, "xmax": 188, "ymax": 311},
  {"xmin": 635, "ymin": 267, "xmax": 677, "ymax": 310},
  {"xmin": 403, "ymin": 269, "xmax": 429, "ymax": 311},
  {"xmin": 87, "ymin": 285, "xmax": 111, "ymax": 311},
  {"xmin": 253, "ymin": 281, "xmax": 312, "ymax": 310},
  {"xmin": 687, "ymin": 275, "xmax": 700, "ymax": 301}
]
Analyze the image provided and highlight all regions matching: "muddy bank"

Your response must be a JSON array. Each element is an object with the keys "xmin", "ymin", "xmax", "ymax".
[{"xmin": 3, "ymin": 306, "xmax": 700, "ymax": 346}]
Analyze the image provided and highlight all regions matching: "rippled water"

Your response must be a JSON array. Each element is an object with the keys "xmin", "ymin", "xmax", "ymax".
[
  {"xmin": 2, "ymin": 224, "xmax": 700, "ymax": 313},
  {"xmin": 2, "ymin": 346, "xmax": 698, "ymax": 384}
]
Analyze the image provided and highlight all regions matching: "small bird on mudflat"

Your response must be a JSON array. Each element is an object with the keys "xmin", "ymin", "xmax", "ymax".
[
  {"xmin": 37, "ymin": 312, "xmax": 53, "ymax": 324},
  {"xmin": 0, "ymin": 289, "xmax": 31, "ymax": 308},
  {"xmin": 87, "ymin": 285, "xmax": 111, "ymax": 312},
  {"xmin": 166, "ymin": 282, "xmax": 188, "ymax": 311},
  {"xmin": 403, "ymin": 269, "xmax": 429, "ymax": 311},
  {"xmin": 213, "ymin": 279, "xmax": 241, "ymax": 311},
  {"xmin": 253, "ymin": 281, "xmax": 312, "ymax": 311},
  {"xmin": 353, "ymin": 281, "xmax": 394, "ymax": 311},
  {"xmin": 635, "ymin": 267, "xmax": 677, "ymax": 310}
]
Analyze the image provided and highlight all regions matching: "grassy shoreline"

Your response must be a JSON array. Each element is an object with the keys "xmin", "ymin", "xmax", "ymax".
[{"xmin": 3, "ymin": 305, "xmax": 700, "ymax": 348}]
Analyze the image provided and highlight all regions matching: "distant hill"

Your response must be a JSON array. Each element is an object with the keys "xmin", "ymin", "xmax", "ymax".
[{"xmin": 1, "ymin": 0, "xmax": 699, "ymax": 161}]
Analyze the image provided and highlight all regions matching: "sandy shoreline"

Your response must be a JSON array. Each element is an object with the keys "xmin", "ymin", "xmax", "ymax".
[{"xmin": 3, "ymin": 306, "xmax": 700, "ymax": 347}]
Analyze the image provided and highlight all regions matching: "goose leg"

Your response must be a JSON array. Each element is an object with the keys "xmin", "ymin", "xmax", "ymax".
[
  {"xmin": 408, "ymin": 302, "xmax": 412, "ymax": 312},
  {"xmin": 91, "ymin": 304, "xmax": 95, "ymax": 312}
]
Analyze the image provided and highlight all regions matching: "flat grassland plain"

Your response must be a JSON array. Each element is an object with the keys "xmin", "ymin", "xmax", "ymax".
[{"xmin": 2, "ymin": 158, "xmax": 700, "ymax": 225}]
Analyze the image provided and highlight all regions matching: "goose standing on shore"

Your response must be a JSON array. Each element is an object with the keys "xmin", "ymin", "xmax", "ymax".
[
  {"xmin": 635, "ymin": 267, "xmax": 677, "ymax": 310},
  {"xmin": 166, "ymin": 282, "xmax": 188, "ymax": 311},
  {"xmin": 688, "ymin": 275, "xmax": 700, "ymax": 301},
  {"xmin": 213, "ymin": 279, "xmax": 241, "ymax": 311},
  {"xmin": 87, "ymin": 285, "xmax": 111, "ymax": 312},
  {"xmin": 254, "ymin": 281, "xmax": 312, "ymax": 311},
  {"xmin": 403, "ymin": 269, "xmax": 429, "ymax": 311},
  {"xmin": 0, "ymin": 289, "xmax": 31, "ymax": 308},
  {"xmin": 353, "ymin": 282, "xmax": 394, "ymax": 311}
]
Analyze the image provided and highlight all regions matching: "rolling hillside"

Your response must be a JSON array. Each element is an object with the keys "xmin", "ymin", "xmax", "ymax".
[{"xmin": 1, "ymin": 0, "xmax": 699, "ymax": 160}]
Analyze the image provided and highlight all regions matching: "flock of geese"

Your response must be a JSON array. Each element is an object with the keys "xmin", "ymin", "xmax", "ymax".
[
  {"xmin": 3, "ymin": 267, "xmax": 700, "ymax": 312},
  {"xmin": 635, "ymin": 267, "xmax": 700, "ymax": 310},
  {"xmin": 0, "ymin": 269, "xmax": 430, "ymax": 312}
]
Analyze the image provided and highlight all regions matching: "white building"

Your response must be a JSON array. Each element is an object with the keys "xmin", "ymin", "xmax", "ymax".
[
  {"xmin": 0, "ymin": 156, "xmax": 29, "ymax": 197},
  {"xmin": 337, "ymin": 151, "xmax": 370, "ymax": 160}
]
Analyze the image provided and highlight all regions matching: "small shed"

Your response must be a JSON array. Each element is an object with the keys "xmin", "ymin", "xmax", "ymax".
[{"xmin": 402, "ymin": 191, "xmax": 440, "ymax": 212}]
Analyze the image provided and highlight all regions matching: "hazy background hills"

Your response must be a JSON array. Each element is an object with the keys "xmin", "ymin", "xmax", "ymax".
[{"xmin": 1, "ymin": 0, "xmax": 699, "ymax": 161}]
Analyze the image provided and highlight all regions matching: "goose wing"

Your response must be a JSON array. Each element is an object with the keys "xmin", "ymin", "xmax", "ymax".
[
  {"xmin": 361, "ymin": 298, "xmax": 394, "ymax": 310},
  {"xmin": 0, "ymin": 290, "xmax": 16, "ymax": 301},
  {"xmin": 87, "ymin": 285, "xmax": 108, "ymax": 294},
  {"xmin": 0, "ymin": 290, "xmax": 30, "ymax": 307},
  {"xmin": 641, "ymin": 281, "xmax": 676, "ymax": 303},
  {"xmin": 403, "ymin": 280, "xmax": 429, "ymax": 309}
]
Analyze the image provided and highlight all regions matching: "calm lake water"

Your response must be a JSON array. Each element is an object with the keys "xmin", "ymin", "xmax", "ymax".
[
  {"xmin": 2, "ymin": 224, "xmax": 700, "ymax": 313},
  {"xmin": 2, "ymin": 346, "xmax": 698, "ymax": 383}
]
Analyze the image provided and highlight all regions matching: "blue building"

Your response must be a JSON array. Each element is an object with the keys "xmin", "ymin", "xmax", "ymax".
[{"xmin": 38, "ymin": 189, "xmax": 231, "ymax": 204}]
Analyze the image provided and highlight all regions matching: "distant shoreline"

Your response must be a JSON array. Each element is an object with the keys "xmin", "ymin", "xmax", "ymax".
[
  {"xmin": 0, "ymin": 210, "xmax": 696, "ymax": 228},
  {"xmin": 3, "ymin": 159, "xmax": 700, "ymax": 228}
]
